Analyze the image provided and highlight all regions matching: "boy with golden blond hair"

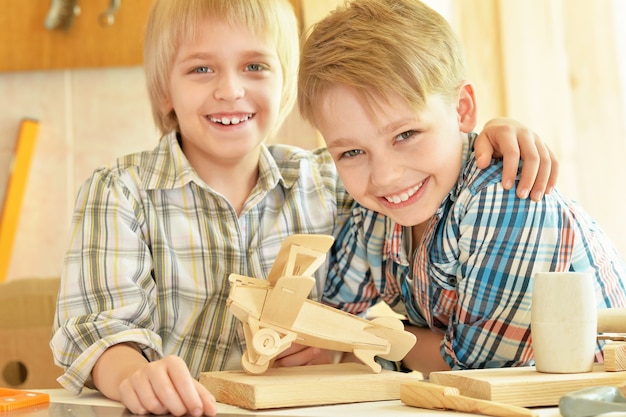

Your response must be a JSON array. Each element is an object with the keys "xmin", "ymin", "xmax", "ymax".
[{"xmin": 299, "ymin": 0, "xmax": 626, "ymax": 376}]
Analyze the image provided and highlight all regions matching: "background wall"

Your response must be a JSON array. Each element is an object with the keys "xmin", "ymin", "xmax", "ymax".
[
  {"xmin": 0, "ymin": 0, "xmax": 624, "ymax": 281},
  {"xmin": 452, "ymin": 0, "xmax": 626, "ymax": 260}
]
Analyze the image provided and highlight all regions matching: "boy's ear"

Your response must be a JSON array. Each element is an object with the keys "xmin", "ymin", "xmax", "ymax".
[
  {"xmin": 456, "ymin": 82, "xmax": 478, "ymax": 133},
  {"xmin": 161, "ymin": 96, "xmax": 173, "ymax": 114}
]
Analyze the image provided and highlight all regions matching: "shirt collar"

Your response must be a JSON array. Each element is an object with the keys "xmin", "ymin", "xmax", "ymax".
[
  {"xmin": 141, "ymin": 131, "xmax": 289, "ymax": 194},
  {"xmin": 141, "ymin": 131, "xmax": 201, "ymax": 190},
  {"xmin": 451, "ymin": 132, "xmax": 475, "ymax": 201}
]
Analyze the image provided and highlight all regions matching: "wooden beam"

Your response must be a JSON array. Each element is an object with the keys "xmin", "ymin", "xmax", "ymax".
[
  {"xmin": 604, "ymin": 342, "xmax": 626, "ymax": 372},
  {"xmin": 199, "ymin": 363, "xmax": 419, "ymax": 410}
]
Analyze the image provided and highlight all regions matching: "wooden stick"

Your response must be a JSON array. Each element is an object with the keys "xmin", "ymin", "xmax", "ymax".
[
  {"xmin": 401, "ymin": 381, "xmax": 539, "ymax": 417},
  {"xmin": 598, "ymin": 309, "xmax": 626, "ymax": 333}
]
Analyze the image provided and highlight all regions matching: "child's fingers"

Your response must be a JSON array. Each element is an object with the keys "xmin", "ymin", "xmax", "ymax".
[
  {"xmin": 192, "ymin": 379, "xmax": 218, "ymax": 416},
  {"xmin": 544, "ymin": 147, "xmax": 559, "ymax": 195},
  {"xmin": 119, "ymin": 355, "xmax": 206, "ymax": 416},
  {"xmin": 164, "ymin": 359, "xmax": 210, "ymax": 416},
  {"xmin": 473, "ymin": 129, "xmax": 502, "ymax": 169},
  {"xmin": 474, "ymin": 126, "xmax": 523, "ymax": 191},
  {"xmin": 273, "ymin": 346, "xmax": 321, "ymax": 367},
  {"xmin": 518, "ymin": 138, "xmax": 553, "ymax": 202},
  {"xmin": 119, "ymin": 375, "xmax": 165, "ymax": 415},
  {"xmin": 495, "ymin": 128, "xmax": 531, "ymax": 195},
  {"xmin": 274, "ymin": 343, "xmax": 309, "ymax": 360},
  {"xmin": 118, "ymin": 387, "xmax": 149, "ymax": 415}
]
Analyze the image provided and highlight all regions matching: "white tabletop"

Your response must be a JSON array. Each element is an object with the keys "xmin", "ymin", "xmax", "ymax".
[{"xmin": 30, "ymin": 388, "xmax": 562, "ymax": 417}]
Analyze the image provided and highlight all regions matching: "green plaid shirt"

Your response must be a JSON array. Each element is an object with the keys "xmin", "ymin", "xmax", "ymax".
[{"xmin": 51, "ymin": 131, "xmax": 353, "ymax": 394}]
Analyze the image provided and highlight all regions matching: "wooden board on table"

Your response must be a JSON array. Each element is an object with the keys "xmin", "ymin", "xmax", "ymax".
[
  {"xmin": 199, "ymin": 362, "xmax": 420, "ymax": 410},
  {"xmin": 604, "ymin": 342, "xmax": 626, "ymax": 372},
  {"xmin": 429, "ymin": 364, "xmax": 626, "ymax": 408}
]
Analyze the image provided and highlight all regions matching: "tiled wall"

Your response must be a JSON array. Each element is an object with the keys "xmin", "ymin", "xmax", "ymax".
[{"xmin": 0, "ymin": 67, "xmax": 156, "ymax": 280}]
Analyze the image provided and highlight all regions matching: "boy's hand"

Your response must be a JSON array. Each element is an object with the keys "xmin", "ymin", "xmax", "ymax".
[
  {"xmin": 271, "ymin": 343, "xmax": 340, "ymax": 368},
  {"xmin": 475, "ymin": 118, "xmax": 559, "ymax": 202},
  {"xmin": 93, "ymin": 344, "xmax": 217, "ymax": 417},
  {"xmin": 118, "ymin": 355, "xmax": 217, "ymax": 416}
]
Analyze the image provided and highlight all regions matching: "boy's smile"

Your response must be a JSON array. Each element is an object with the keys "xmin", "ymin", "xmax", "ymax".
[
  {"xmin": 209, "ymin": 113, "xmax": 254, "ymax": 126},
  {"xmin": 318, "ymin": 84, "xmax": 476, "ymax": 227},
  {"xmin": 382, "ymin": 177, "xmax": 428, "ymax": 206}
]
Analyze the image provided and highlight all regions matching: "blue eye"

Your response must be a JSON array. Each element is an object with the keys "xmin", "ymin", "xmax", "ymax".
[
  {"xmin": 246, "ymin": 63, "xmax": 267, "ymax": 72},
  {"xmin": 396, "ymin": 130, "xmax": 415, "ymax": 141},
  {"xmin": 341, "ymin": 149, "xmax": 364, "ymax": 159},
  {"xmin": 193, "ymin": 66, "xmax": 211, "ymax": 74}
]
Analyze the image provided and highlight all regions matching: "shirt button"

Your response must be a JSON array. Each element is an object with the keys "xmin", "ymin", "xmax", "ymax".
[{"xmin": 448, "ymin": 277, "xmax": 457, "ymax": 285}]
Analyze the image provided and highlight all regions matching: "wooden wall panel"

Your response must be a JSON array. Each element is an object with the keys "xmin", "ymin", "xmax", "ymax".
[
  {"xmin": 0, "ymin": 0, "xmax": 323, "ymax": 73},
  {"xmin": 0, "ymin": 0, "xmax": 152, "ymax": 72},
  {"xmin": 452, "ymin": 0, "xmax": 626, "ymax": 256},
  {"xmin": 562, "ymin": 0, "xmax": 626, "ymax": 244},
  {"xmin": 452, "ymin": 0, "xmax": 506, "ymax": 129}
]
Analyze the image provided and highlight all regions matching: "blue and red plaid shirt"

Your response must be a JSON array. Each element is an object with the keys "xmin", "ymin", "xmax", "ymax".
[{"xmin": 324, "ymin": 134, "xmax": 626, "ymax": 370}]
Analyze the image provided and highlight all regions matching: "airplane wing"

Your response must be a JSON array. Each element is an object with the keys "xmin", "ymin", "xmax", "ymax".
[
  {"xmin": 266, "ymin": 234, "xmax": 334, "ymax": 286},
  {"xmin": 260, "ymin": 275, "xmax": 316, "ymax": 328}
]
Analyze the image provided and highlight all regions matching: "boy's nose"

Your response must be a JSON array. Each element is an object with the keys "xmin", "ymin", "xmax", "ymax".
[
  {"xmin": 214, "ymin": 73, "xmax": 245, "ymax": 101},
  {"xmin": 370, "ymin": 153, "xmax": 403, "ymax": 187}
]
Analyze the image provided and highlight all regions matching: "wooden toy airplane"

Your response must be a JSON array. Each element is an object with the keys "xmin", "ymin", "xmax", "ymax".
[{"xmin": 227, "ymin": 234, "xmax": 417, "ymax": 375}]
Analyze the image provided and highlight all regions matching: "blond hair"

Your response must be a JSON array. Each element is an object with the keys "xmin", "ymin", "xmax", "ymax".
[
  {"xmin": 298, "ymin": 0, "xmax": 466, "ymax": 127},
  {"xmin": 144, "ymin": 0, "xmax": 300, "ymax": 135}
]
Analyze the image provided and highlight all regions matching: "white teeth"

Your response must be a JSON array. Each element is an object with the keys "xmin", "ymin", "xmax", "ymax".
[
  {"xmin": 384, "ymin": 182, "xmax": 423, "ymax": 204},
  {"xmin": 210, "ymin": 114, "xmax": 252, "ymax": 125}
]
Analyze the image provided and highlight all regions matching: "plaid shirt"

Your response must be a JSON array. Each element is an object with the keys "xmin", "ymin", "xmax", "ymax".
[
  {"xmin": 51, "ymin": 131, "xmax": 353, "ymax": 394},
  {"xmin": 325, "ymin": 134, "xmax": 626, "ymax": 370}
]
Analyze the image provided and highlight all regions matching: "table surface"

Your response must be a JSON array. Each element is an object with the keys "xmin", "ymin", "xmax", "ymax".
[{"xmin": 4, "ymin": 388, "xmax": 562, "ymax": 417}]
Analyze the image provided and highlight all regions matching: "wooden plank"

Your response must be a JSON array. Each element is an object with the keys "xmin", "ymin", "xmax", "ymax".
[
  {"xmin": 0, "ymin": 119, "xmax": 39, "ymax": 282},
  {"xmin": 429, "ymin": 364, "xmax": 626, "ymax": 407},
  {"xmin": 604, "ymin": 343, "xmax": 626, "ymax": 372},
  {"xmin": 199, "ymin": 363, "xmax": 420, "ymax": 410}
]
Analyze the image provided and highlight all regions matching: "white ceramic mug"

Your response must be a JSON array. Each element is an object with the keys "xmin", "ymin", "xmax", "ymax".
[{"xmin": 531, "ymin": 271, "xmax": 597, "ymax": 373}]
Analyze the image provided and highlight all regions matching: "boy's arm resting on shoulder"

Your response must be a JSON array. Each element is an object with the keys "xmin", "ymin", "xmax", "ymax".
[{"xmin": 475, "ymin": 117, "xmax": 559, "ymax": 202}]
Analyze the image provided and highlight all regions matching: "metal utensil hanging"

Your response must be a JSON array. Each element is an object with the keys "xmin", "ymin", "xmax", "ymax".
[{"xmin": 44, "ymin": 0, "xmax": 123, "ymax": 30}]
